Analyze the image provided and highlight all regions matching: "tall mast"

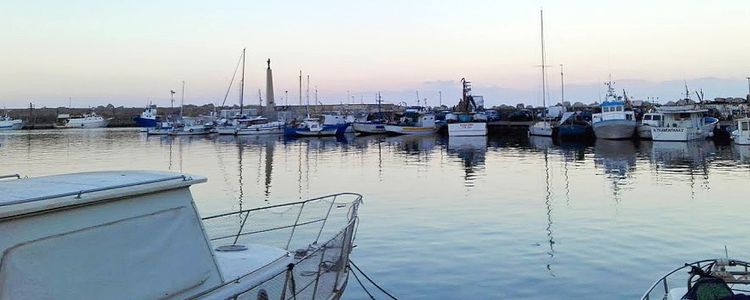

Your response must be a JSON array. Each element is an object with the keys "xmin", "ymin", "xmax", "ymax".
[
  {"xmin": 180, "ymin": 80, "xmax": 185, "ymax": 118},
  {"xmin": 560, "ymin": 64, "xmax": 565, "ymax": 103},
  {"xmin": 306, "ymin": 75, "xmax": 310, "ymax": 115},
  {"xmin": 240, "ymin": 48, "xmax": 245, "ymax": 116},
  {"xmin": 258, "ymin": 89, "xmax": 262, "ymax": 114},
  {"xmin": 298, "ymin": 71, "xmax": 302, "ymax": 107},
  {"xmin": 540, "ymin": 9, "xmax": 547, "ymax": 114},
  {"xmin": 314, "ymin": 86, "xmax": 318, "ymax": 105}
]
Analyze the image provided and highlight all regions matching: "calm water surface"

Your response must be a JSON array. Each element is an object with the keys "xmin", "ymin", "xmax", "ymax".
[{"xmin": 3, "ymin": 128, "xmax": 750, "ymax": 299}]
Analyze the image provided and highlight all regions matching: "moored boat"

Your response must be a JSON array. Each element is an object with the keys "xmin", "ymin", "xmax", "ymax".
[
  {"xmin": 637, "ymin": 111, "xmax": 663, "ymax": 139},
  {"xmin": 284, "ymin": 117, "xmax": 339, "ymax": 137},
  {"xmin": 57, "ymin": 111, "xmax": 111, "ymax": 128},
  {"xmin": 133, "ymin": 104, "xmax": 161, "ymax": 127},
  {"xmin": 218, "ymin": 116, "xmax": 285, "ymax": 135},
  {"xmin": 591, "ymin": 80, "xmax": 636, "ymax": 140},
  {"xmin": 650, "ymin": 105, "xmax": 718, "ymax": 141},
  {"xmin": 641, "ymin": 259, "xmax": 750, "ymax": 300},
  {"xmin": 384, "ymin": 109, "xmax": 436, "ymax": 136},
  {"xmin": 0, "ymin": 171, "xmax": 362, "ymax": 299},
  {"xmin": 528, "ymin": 10, "xmax": 554, "ymax": 138},
  {"xmin": 557, "ymin": 111, "xmax": 591, "ymax": 139},
  {"xmin": 447, "ymin": 78, "xmax": 487, "ymax": 137},
  {"xmin": 0, "ymin": 113, "xmax": 23, "ymax": 130}
]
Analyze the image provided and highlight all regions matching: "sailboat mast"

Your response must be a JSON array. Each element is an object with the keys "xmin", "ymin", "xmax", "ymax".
[
  {"xmin": 540, "ymin": 9, "xmax": 547, "ymax": 114},
  {"xmin": 306, "ymin": 75, "xmax": 310, "ymax": 115},
  {"xmin": 299, "ymin": 70, "xmax": 302, "ymax": 107},
  {"xmin": 560, "ymin": 64, "xmax": 565, "ymax": 103},
  {"xmin": 180, "ymin": 81, "xmax": 185, "ymax": 118},
  {"xmin": 240, "ymin": 48, "xmax": 245, "ymax": 116}
]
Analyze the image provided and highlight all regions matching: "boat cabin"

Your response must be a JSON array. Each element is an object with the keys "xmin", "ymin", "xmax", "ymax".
[{"xmin": 593, "ymin": 101, "xmax": 634, "ymax": 123}]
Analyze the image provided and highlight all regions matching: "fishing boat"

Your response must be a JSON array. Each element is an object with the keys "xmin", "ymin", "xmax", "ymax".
[
  {"xmin": 591, "ymin": 79, "xmax": 636, "ymax": 139},
  {"xmin": 218, "ymin": 116, "xmax": 285, "ymax": 135},
  {"xmin": 170, "ymin": 117, "xmax": 212, "ymax": 136},
  {"xmin": 732, "ymin": 117, "xmax": 750, "ymax": 145},
  {"xmin": 641, "ymin": 259, "xmax": 750, "ymax": 300},
  {"xmin": 145, "ymin": 121, "xmax": 175, "ymax": 135},
  {"xmin": 353, "ymin": 93, "xmax": 388, "ymax": 135},
  {"xmin": 557, "ymin": 111, "xmax": 591, "ymax": 139},
  {"xmin": 0, "ymin": 113, "xmax": 23, "ymax": 130},
  {"xmin": 384, "ymin": 108, "xmax": 436, "ymax": 136},
  {"xmin": 0, "ymin": 171, "xmax": 361, "ymax": 299},
  {"xmin": 528, "ymin": 10, "xmax": 553, "ymax": 137},
  {"xmin": 322, "ymin": 113, "xmax": 351, "ymax": 135},
  {"xmin": 447, "ymin": 78, "xmax": 487, "ymax": 137},
  {"xmin": 284, "ymin": 117, "xmax": 339, "ymax": 137},
  {"xmin": 57, "ymin": 111, "xmax": 111, "ymax": 128},
  {"xmin": 133, "ymin": 104, "xmax": 161, "ymax": 127},
  {"xmin": 637, "ymin": 111, "xmax": 663, "ymax": 139},
  {"xmin": 650, "ymin": 105, "xmax": 718, "ymax": 141}
]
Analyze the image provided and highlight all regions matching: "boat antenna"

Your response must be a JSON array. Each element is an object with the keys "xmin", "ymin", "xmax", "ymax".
[
  {"xmin": 684, "ymin": 80, "xmax": 691, "ymax": 100},
  {"xmin": 560, "ymin": 64, "xmax": 564, "ymax": 103},
  {"xmin": 298, "ymin": 70, "xmax": 302, "ymax": 107},
  {"xmin": 315, "ymin": 86, "xmax": 318, "ymax": 105},
  {"xmin": 240, "ymin": 48, "xmax": 245, "ymax": 116},
  {"xmin": 416, "ymin": 91, "xmax": 420, "ymax": 107}
]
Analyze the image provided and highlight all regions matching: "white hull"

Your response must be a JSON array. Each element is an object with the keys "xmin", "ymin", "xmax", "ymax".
[
  {"xmin": 218, "ymin": 124, "xmax": 284, "ymax": 135},
  {"xmin": 384, "ymin": 125, "xmax": 436, "ymax": 136},
  {"xmin": 592, "ymin": 120, "xmax": 636, "ymax": 139},
  {"xmin": 62, "ymin": 118, "xmax": 110, "ymax": 128},
  {"xmin": 352, "ymin": 122, "xmax": 386, "ymax": 134},
  {"xmin": 637, "ymin": 124, "xmax": 653, "ymax": 139},
  {"xmin": 651, "ymin": 127, "xmax": 708, "ymax": 141},
  {"xmin": 528, "ymin": 122, "xmax": 553, "ymax": 137},
  {"xmin": 448, "ymin": 122, "xmax": 487, "ymax": 136},
  {"xmin": 733, "ymin": 132, "xmax": 750, "ymax": 145},
  {"xmin": 0, "ymin": 120, "xmax": 23, "ymax": 130},
  {"xmin": 294, "ymin": 129, "xmax": 338, "ymax": 136}
]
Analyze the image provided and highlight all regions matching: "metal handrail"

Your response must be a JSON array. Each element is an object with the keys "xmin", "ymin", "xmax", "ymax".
[
  {"xmin": 1, "ymin": 175, "xmax": 191, "ymax": 207},
  {"xmin": 202, "ymin": 192, "xmax": 363, "ymax": 220},
  {"xmin": 641, "ymin": 259, "xmax": 750, "ymax": 300},
  {"xmin": 0, "ymin": 174, "xmax": 21, "ymax": 180}
]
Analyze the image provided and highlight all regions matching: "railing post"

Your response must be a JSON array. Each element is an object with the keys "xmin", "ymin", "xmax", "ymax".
[
  {"xmin": 663, "ymin": 279, "xmax": 669, "ymax": 295},
  {"xmin": 233, "ymin": 211, "xmax": 252, "ymax": 245},
  {"xmin": 285, "ymin": 202, "xmax": 306, "ymax": 250},
  {"xmin": 314, "ymin": 195, "xmax": 338, "ymax": 244}
]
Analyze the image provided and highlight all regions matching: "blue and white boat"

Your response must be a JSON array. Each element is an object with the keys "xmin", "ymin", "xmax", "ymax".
[
  {"xmin": 592, "ymin": 79, "xmax": 636, "ymax": 140},
  {"xmin": 284, "ymin": 117, "xmax": 339, "ymax": 137},
  {"xmin": 0, "ymin": 113, "xmax": 23, "ymax": 130},
  {"xmin": 133, "ymin": 104, "xmax": 161, "ymax": 127}
]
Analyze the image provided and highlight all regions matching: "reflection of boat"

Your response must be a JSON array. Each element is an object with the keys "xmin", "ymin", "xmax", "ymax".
[
  {"xmin": 645, "ymin": 140, "xmax": 716, "ymax": 166},
  {"xmin": 593, "ymin": 139, "xmax": 637, "ymax": 198},
  {"xmin": 448, "ymin": 136, "xmax": 488, "ymax": 187},
  {"xmin": 591, "ymin": 79, "xmax": 636, "ymax": 140},
  {"xmin": 731, "ymin": 117, "xmax": 750, "ymax": 145},
  {"xmin": 528, "ymin": 135, "xmax": 554, "ymax": 150},
  {"xmin": 641, "ymin": 259, "xmax": 750, "ymax": 300},
  {"xmin": 0, "ymin": 171, "xmax": 362, "ymax": 300},
  {"xmin": 651, "ymin": 105, "xmax": 718, "ymax": 141},
  {"xmin": 385, "ymin": 134, "xmax": 437, "ymax": 153}
]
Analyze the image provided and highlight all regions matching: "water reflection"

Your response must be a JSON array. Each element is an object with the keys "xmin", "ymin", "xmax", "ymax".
[
  {"xmin": 593, "ymin": 139, "xmax": 637, "ymax": 201},
  {"xmin": 447, "ymin": 136, "xmax": 487, "ymax": 188}
]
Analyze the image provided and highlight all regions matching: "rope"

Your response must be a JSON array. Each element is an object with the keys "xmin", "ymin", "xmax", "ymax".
[
  {"xmin": 349, "ymin": 259, "xmax": 399, "ymax": 300},
  {"xmin": 349, "ymin": 265, "xmax": 376, "ymax": 300}
]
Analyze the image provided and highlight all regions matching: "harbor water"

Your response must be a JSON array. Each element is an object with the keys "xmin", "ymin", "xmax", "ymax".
[{"xmin": 3, "ymin": 128, "xmax": 750, "ymax": 299}]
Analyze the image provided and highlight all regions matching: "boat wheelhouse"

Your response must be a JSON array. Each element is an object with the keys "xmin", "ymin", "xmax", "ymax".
[
  {"xmin": 637, "ymin": 112, "xmax": 663, "ymax": 139},
  {"xmin": 731, "ymin": 117, "xmax": 750, "ymax": 145},
  {"xmin": 0, "ymin": 171, "xmax": 361, "ymax": 299},
  {"xmin": 0, "ymin": 113, "xmax": 23, "ymax": 130},
  {"xmin": 650, "ymin": 105, "xmax": 718, "ymax": 141},
  {"xmin": 133, "ymin": 104, "xmax": 161, "ymax": 127},
  {"xmin": 384, "ymin": 112, "xmax": 436, "ymax": 136},
  {"xmin": 591, "ymin": 79, "xmax": 636, "ymax": 140}
]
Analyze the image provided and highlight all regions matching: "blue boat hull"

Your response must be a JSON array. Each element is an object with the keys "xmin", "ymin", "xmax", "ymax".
[
  {"xmin": 133, "ymin": 117, "xmax": 160, "ymax": 127},
  {"xmin": 558, "ymin": 124, "xmax": 590, "ymax": 138}
]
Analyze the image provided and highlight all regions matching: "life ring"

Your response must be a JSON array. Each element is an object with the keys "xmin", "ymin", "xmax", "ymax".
[{"xmin": 189, "ymin": 128, "xmax": 194, "ymax": 132}]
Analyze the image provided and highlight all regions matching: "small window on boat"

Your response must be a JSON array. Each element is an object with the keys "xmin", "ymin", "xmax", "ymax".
[
  {"xmin": 678, "ymin": 113, "xmax": 691, "ymax": 120},
  {"xmin": 616, "ymin": 106, "xmax": 622, "ymax": 112},
  {"xmin": 626, "ymin": 114, "xmax": 632, "ymax": 120},
  {"xmin": 644, "ymin": 115, "xmax": 651, "ymax": 120},
  {"xmin": 743, "ymin": 122, "xmax": 750, "ymax": 131},
  {"xmin": 653, "ymin": 115, "xmax": 661, "ymax": 121}
]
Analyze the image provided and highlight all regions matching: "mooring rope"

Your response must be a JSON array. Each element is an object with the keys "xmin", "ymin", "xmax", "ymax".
[{"xmin": 348, "ymin": 259, "xmax": 399, "ymax": 300}]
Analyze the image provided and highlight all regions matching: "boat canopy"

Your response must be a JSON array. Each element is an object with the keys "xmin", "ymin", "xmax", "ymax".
[{"xmin": 559, "ymin": 111, "xmax": 576, "ymax": 124}]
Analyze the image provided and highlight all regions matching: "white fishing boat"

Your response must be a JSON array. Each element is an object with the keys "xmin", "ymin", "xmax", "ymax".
[
  {"xmin": 384, "ymin": 110, "xmax": 436, "ymax": 136},
  {"xmin": 448, "ymin": 78, "xmax": 487, "ymax": 137},
  {"xmin": 731, "ymin": 117, "xmax": 750, "ymax": 145},
  {"xmin": 285, "ymin": 117, "xmax": 339, "ymax": 137},
  {"xmin": 591, "ymin": 80, "xmax": 636, "ymax": 139},
  {"xmin": 218, "ymin": 116, "xmax": 285, "ymax": 135},
  {"xmin": 353, "ymin": 93, "xmax": 388, "ymax": 135},
  {"xmin": 528, "ymin": 10, "xmax": 553, "ymax": 137},
  {"xmin": 170, "ymin": 118, "xmax": 212, "ymax": 136},
  {"xmin": 0, "ymin": 171, "xmax": 361, "ymax": 299},
  {"xmin": 57, "ymin": 112, "xmax": 111, "ymax": 128},
  {"xmin": 641, "ymin": 259, "xmax": 750, "ymax": 300},
  {"xmin": 637, "ymin": 111, "xmax": 663, "ymax": 139},
  {"xmin": 650, "ymin": 105, "xmax": 718, "ymax": 141},
  {"xmin": 0, "ymin": 113, "xmax": 23, "ymax": 130}
]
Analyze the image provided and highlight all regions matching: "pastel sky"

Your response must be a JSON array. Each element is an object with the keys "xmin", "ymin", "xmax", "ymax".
[{"xmin": 1, "ymin": 0, "xmax": 749, "ymax": 108}]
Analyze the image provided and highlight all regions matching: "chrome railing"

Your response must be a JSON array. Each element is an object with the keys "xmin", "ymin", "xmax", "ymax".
[
  {"xmin": 199, "ymin": 193, "xmax": 363, "ymax": 300},
  {"xmin": 641, "ymin": 259, "xmax": 750, "ymax": 300}
]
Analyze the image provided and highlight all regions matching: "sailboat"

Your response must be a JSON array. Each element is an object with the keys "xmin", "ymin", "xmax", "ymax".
[
  {"xmin": 529, "ymin": 9, "xmax": 554, "ymax": 137},
  {"xmin": 284, "ymin": 73, "xmax": 338, "ymax": 137}
]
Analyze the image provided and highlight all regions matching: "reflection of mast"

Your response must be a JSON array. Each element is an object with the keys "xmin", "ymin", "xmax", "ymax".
[
  {"xmin": 263, "ymin": 139, "xmax": 274, "ymax": 200},
  {"xmin": 543, "ymin": 149, "xmax": 556, "ymax": 276},
  {"xmin": 238, "ymin": 140, "xmax": 245, "ymax": 210},
  {"xmin": 178, "ymin": 137, "xmax": 183, "ymax": 173},
  {"xmin": 377, "ymin": 138, "xmax": 383, "ymax": 182},
  {"xmin": 297, "ymin": 142, "xmax": 303, "ymax": 199}
]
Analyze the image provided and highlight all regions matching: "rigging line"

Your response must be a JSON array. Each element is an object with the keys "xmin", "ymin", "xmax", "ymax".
[
  {"xmin": 220, "ymin": 51, "xmax": 244, "ymax": 108},
  {"xmin": 349, "ymin": 259, "xmax": 399, "ymax": 300},
  {"xmin": 349, "ymin": 265, "xmax": 376, "ymax": 300}
]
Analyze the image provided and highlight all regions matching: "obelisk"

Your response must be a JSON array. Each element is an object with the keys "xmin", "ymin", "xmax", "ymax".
[{"xmin": 265, "ymin": 59, "xmax": 276, "ymax": 119}]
